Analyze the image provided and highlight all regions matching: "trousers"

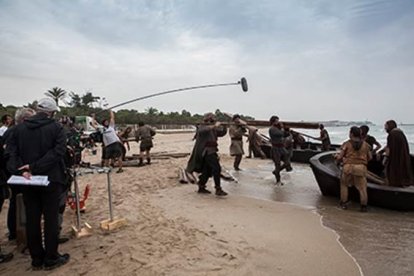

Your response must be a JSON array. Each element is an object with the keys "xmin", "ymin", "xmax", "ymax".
[
  {"xmin": 198, "ymin": 153, "xmax": 222, "ymax": 189},
  {"xmin": 23, "ymin": 183, "xmax": 63, "ymax": 261}
]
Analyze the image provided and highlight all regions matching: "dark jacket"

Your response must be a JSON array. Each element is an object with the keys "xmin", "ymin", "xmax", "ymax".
[
  {"xmin": 0, "ymin": 133, "xmax": 10, "ymax": 199},
  {"xmin": 6, "ymin": 113, "xmax": 67, "ymax": 185},
  {"xmin": 186, "ymin": 124, "xmax": 227, "ymax": 173},
  {"xmin": 386, "ymin": 128, "xmax": 414, "ymax": 187}
]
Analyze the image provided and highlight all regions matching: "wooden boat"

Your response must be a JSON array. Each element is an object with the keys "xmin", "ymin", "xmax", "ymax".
[
  {"xmin": 260, "ymin": 142, "xmax": 340, "ymax": 163},
  {"xmin": 309, "ymin": 151, "xmax": 414, "ymax": 211}
]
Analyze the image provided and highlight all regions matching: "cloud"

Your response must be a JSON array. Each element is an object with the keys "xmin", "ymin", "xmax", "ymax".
[{"xmin": 0, "ymin": 0, "xmax": 413, "ymax": 123}]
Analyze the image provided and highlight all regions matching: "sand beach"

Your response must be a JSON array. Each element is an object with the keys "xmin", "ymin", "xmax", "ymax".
[{"xmin": 0, "ymin": 132, "xmax": 362, "ymax": 275}]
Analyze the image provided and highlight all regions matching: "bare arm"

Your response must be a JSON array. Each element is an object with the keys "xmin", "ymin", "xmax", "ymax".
[
  {"xmin": 372, "ymin": 140, "xmax": 381, "ymax": 153},
  {"xmin": 90, "ymin": 113, "xmax": 99, "ymax": 129},
  {"xmin": 292, "ymin": 130, "xmax": 318, "ymax": 140},
  {"xmin": 335, "ymin": 149, "xmax": 345, "ymax": 162},
  {"xmin": 335, "ymin": 143, "xmax": 347, "ymax": 162},
  {"xmin": 109, "ymin": 110, "xmax": 115, "ymax": 127}
]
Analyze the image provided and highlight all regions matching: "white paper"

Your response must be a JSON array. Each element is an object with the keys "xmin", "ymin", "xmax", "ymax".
[{"xmin": 7, "ymin": 175, "xmax": 50, "ymax": 186}]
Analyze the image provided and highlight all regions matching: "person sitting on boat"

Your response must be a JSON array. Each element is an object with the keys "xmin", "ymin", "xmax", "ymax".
[
  {"xmin": 335, "ymin": 126, "xmax": 372, "ymax": 212},
  {"xmin": 378, "ymin": 120, "xmax": 414, "ymax": 187},
  {"xmin": 269, "ymin": 116, "xmax": 289, "ymax": 185},
  {"xmin": 229, "ymin": 114, "xmax": 247, "ymax": 171},
  {"xmin": 318, "ymin": 124, "xmax": 331, "ymax": 151},
  {"xmin": 360, "ymin": 125, "xmax": 381, "ymax": 154}
]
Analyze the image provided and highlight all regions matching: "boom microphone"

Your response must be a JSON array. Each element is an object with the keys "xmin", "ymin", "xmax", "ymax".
[
  {"xmin": 98, "ymin": 77, "xmax": 249, "ymax": 113},
  {"xmin": 240, "ymin": 77, "xmax": 248, "ymax": 92}
]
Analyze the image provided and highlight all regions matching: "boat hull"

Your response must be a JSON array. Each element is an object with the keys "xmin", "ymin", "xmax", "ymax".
[{"xmin": 309, "ymin": 151, "xmax": 414, "ymax": 211}]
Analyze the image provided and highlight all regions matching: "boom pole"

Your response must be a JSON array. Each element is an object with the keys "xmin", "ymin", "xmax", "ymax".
[{"xmin": 98, "ymin": 78, "xmax": 248, "ymax": 114}]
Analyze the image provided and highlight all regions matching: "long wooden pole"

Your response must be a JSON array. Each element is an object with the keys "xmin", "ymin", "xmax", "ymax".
[
  {"xmin": 222, "ymin": 112, "xmax": 320, "ymax": 130},
  {"xmin": 243, "ymin": 120, "xmax": 320, "ymax": 129}
]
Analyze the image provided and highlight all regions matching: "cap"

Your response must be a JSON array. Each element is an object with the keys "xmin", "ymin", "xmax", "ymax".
[{"xmin": 37, "ymin": 98, "xmax": 60, "ymax": 112}]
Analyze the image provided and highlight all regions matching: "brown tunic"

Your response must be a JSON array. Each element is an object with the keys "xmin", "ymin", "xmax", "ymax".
[
  {"xmin": 229, "ymin": 125, "xmax": 245, "ymax": 156},
  {"xmin": 341, "ymin": 140, "xmax": 371, "ymax": 166},
  {"xmin": 135, "ymin": 125, "xmax": 155, "ymax": 149},
  {"xmin": 340, "ymin": 140, "xmax": 371, "ymax": 205}
]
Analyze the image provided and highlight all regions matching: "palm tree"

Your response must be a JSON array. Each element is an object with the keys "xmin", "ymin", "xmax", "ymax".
[
  {"xmin": 25, "ymin": 100, "xmax": 38, "ymax": 110},
  {"xmin": 69, "ymin": 91, "xmax": 82, "ymax": 108},
  {"xmin": 145, "ymin": 107, "xmax": 159, "ymax": 116},
  {"xmin": 81, "ymin": 92, "xmax": 100, "ymax": 107},
  {"xmin": 45, "ymin": 87, "xmax": 67, "ymax": 106}
]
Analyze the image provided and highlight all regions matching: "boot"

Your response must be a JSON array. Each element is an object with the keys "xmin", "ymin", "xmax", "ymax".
[
  {"xmin": 147, "ymin": 157, "xmax": 151, "ymax": 165},
  {"xmin": 197, "ymin": 187, "xmax": 211, "ymax": 194},
  {"xmin": 138, "ymin": 158, "xmax": 144, "ymax": 166},
  {"xmin": 215, "ymin": 188, "xmax": 228, "ymax": 196}
]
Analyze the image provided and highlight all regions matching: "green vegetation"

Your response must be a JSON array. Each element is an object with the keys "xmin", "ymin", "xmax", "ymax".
[
  {"xmin": 44, "ymin": 87, "xmax": 67, "ymax": 105},
  {"xmin": 0, "ymin": 88, "xmax": 254, "ymax": 125}
]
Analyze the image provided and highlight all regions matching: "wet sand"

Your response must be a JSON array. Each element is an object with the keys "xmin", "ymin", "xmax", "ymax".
[
  {"xmin": 222, "ymin": 162, "xmax": 414, "ymax": 276},
  {"xmin": 0, "ymin": 132, "xmax": 363, "ymax": 275}
]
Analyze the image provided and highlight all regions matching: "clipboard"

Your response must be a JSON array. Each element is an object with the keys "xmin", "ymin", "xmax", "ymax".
[{"xmin": 7, "ymin": 175, "xmax": 50, "ymax": 186}]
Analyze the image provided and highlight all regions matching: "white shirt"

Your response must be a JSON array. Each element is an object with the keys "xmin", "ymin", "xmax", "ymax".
[
  {"xmin": 0, "ymin": 126, "xmax": 8, "ymax": 136},
  {"xmin": 102, "ymin": 124, "xmax": 120, "ymax": 146}
]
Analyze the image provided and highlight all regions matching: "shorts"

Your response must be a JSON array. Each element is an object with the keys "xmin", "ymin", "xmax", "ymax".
[
  {"xmin": 140, "ymin": 139, "xmax": 153, "ymax": 151},
  {"xmin": 104, "ymin": 142, "xmax": 123, "ymax": 159}
]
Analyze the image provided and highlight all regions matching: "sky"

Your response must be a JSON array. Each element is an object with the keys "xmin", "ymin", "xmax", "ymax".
[{"xmin": 0, "ymin": 0, "xmax": 413, "ymax": 124}]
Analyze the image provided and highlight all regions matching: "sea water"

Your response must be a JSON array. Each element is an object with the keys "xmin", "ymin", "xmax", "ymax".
[
  {"xmin": 222, "ymin": 164, "xmax": 414, "ymax": 276},
  {"xmin": 298, "ymin": 124, "xmax": 414, "ymax": 153},
  {"xmin": 221, "ymin": 124, "xmax": 414, "ymax": 276}
]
